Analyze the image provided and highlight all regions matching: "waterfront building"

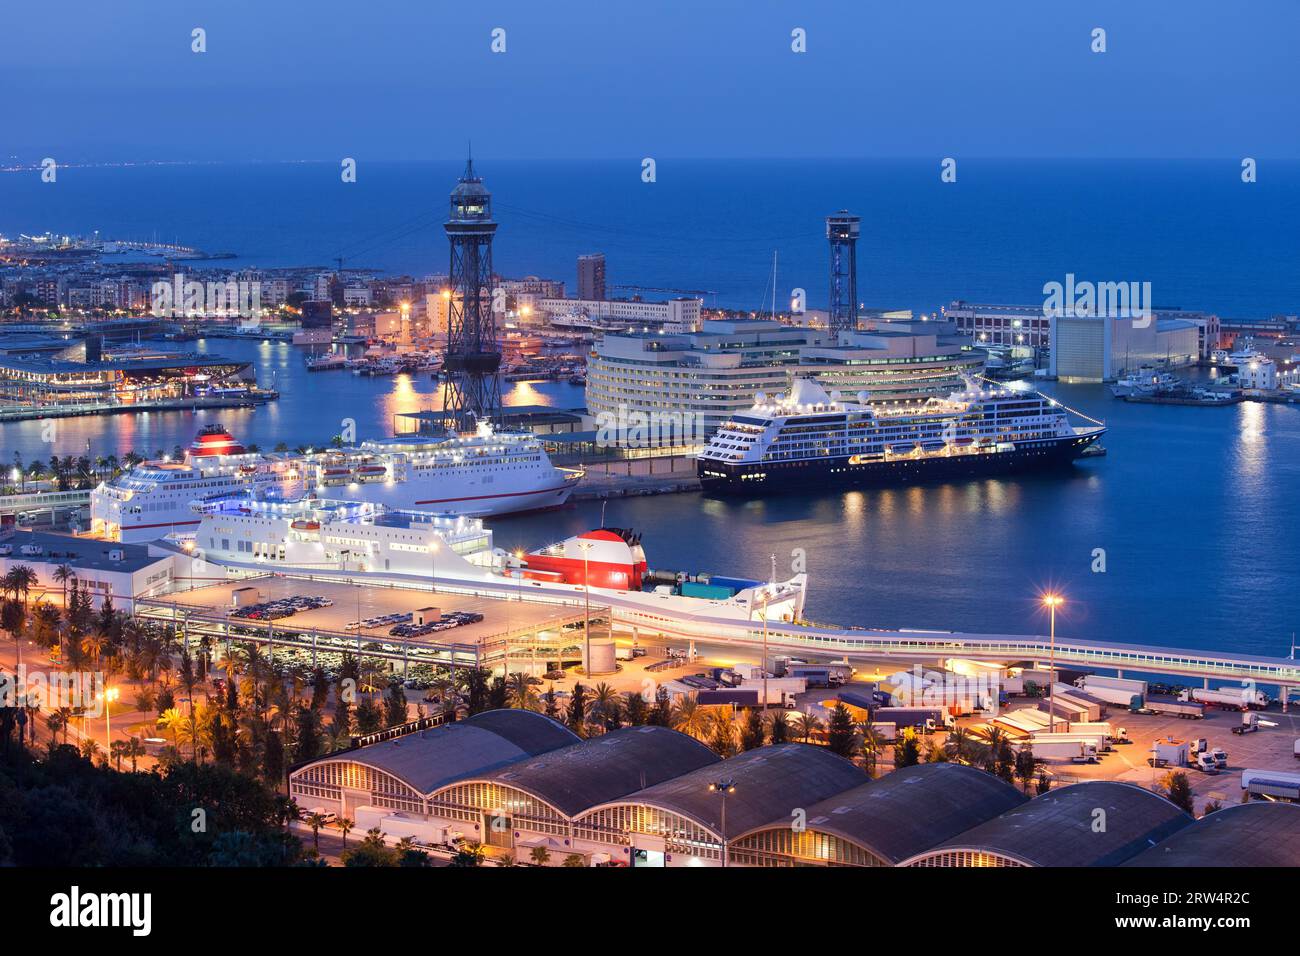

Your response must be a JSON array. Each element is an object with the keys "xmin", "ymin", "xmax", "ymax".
[
  {"xmin": 0, "ymin": 529, "xmax": 175, "ymax": 610},
  {"xmin": 1238, "ymin": 355, "xmax": 1278, "ymax": 390},
  {"xmin": 1050, "ymin": 314, "xmax": 1200, "ymax": 382},
  {"xmin": 537, "ymin": 295, "xmax": 702, "ymax": 333},
  {"xmin": 0, "ymin": 349, "xmax": 253, "ymax": 408},
  {"xmin": 947, "ymin": 300, "xmax": 1051, "ymax": 349},
  {"xmin": 586, "ymin": 318, "xmax": 985, "ymax": 436},
  {"xmin": 501, "ymin": 276, "xmax": 566, "ymax": 299},
  {"xmin": 577, "ymin": 253, "xmax": 606, "ymax": 301},
  {"xmin": 951, "ymin": 299, "xmax": 1220, "ymax": 381}
]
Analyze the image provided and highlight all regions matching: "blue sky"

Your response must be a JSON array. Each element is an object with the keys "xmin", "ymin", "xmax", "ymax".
[{"xmin": 3, "ymin": 0, "xmax": 1298, "ymax": 162}]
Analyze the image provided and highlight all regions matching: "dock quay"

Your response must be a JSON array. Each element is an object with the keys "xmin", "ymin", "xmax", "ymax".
[
  {"xmin": 0, "ymin": 391, "xmax": 278, "ymax": 422},
  {"xmin": 145, "ymin": 568, "xmax": 1300, "ymax": 707},
  {"xmin": 568, "ymin": 455, "xmax": 701, "ymax": 500}
]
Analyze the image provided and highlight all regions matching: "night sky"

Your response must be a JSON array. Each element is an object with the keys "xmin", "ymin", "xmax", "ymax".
[{"xmin": 4, "ymin": 0, "xmax": 1298, "ymax": 163}]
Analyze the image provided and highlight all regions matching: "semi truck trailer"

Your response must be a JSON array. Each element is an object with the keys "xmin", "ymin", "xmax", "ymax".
[
  {"xmin": 1074, "ymin": 675, "xmax": 1147, "ymax": 707},
  {"xmin": 1135, "ymin": 694, "xmax": 1206, "ymax": 719},
  {"xmin": 1180, "ymin": 687, "xmax": 1270, "ymax": 710}
]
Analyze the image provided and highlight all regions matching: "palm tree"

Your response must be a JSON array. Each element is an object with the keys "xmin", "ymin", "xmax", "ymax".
[
  {"xmin": 80, "ymin": 632, "xmax": 108, "ymax": 670},
  {"xmin": 795, "ymin": 712, "xmax": 824, "ymax": 743},
  {"xmin": 529, "ymin": 846, "xmax": 552, "ymax": 866},
  {"xmin": 338, "ymin": 817, "xmax": 355, "ymax": 848},
  {"xmin": 505, "ymin": 672, "xmax": 537, "ymax": 711},
  {"xmin": 109, "ymin": 738, "xmax": 127, "ymax": 770},
  {"xmin": 46, "ymin": 708, "xmax": 70, "ymax": 746},
  {"xmin": 859, "ymin": 724, "xmax": 886, "ymax": 775},
  {"xmin": 158, "ymin": 707, "xmax": 185, "ymax": 751},
  {"xmin": 944, "ymin": 726, "xmax": 972, "ymax": 764},
  {"xmin": 134, "ymin": 687, "xmax": 158, "ymax": 718},
  {"xmin": 670, "ymin": 694, "xmax": 709, "ymax": 740},
  {"xmin": 124, "ymin": 736, "xmax": 145, "ymax": 772},
  {"xmin": 589, "ymin": 682, "xmax": 621, "ymax": 729},
  {"xmin": 4, "ymin": 565, "xmax": 36, "ymax": 610},
  {"xmin": 307, "ymin": 812, "xmax": 328, "ymax": 849},
  {"xmin": 982, "ymin": 727, "xmax": 1008, "ymax": 772},
  {"xmin": 561, "ymin": 853, "xmax": 586, "ymax": 867},
  {"xmin": 51, "ymin": 564, "xmax": 74, "ymax": 616}
]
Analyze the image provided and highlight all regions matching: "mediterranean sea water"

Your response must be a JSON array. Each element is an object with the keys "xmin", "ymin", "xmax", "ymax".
[{"xmin": 1, "ymin": 160, "xmax": 1297, "ymax": 655}]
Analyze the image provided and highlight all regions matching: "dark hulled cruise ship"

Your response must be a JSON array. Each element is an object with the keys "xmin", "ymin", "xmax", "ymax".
[{"xmin": 696, "ymin": 377, "xmax": 1104, "ymax": 494}]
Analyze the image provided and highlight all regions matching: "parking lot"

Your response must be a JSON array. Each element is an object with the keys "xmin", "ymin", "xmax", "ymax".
[{"xmin": 142, "ymin": 575, "xmax": 586, "ymax": 650}]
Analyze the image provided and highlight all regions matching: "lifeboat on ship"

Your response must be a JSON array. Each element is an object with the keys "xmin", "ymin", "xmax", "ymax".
[
  {"xmin": 186, "ymin": 424, "xmax": 246, "ymax": 459},
  {"xmin": 522, "ymin": 528, "xmax": 648, "ymax": 590}
]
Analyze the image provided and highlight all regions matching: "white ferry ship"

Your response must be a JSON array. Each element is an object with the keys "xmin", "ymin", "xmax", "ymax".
[
  {"xmin": 91, "ymin": 423, "xmax": 582, "ymax": 543},
  {"xmin": 697, "ymin": 377, "xmax": 1105, "ymax": 495},
  {"xmin": 176, "ymin": 497, "xmax": 805, "ymax": 628}
]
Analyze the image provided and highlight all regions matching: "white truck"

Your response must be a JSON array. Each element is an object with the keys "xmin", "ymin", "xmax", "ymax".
[
  {"xmin": 1074, "ymin": 675, "xmax": 1146, "ymax": 708},
  {"xmin": 1181, "ymin": 686, "xmax": 1269, "ymax": 710},
  {"xmin": 1028, "ymin": 732, "xmax": 1106, "ymax": 763},
  {"xmin": 1242, "ymin": 768, "xmax": 1300, "ymax": 802}
]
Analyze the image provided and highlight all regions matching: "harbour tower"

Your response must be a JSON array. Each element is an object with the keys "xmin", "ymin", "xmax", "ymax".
[
  {"xmin": 442, "ymin": 157, "xmax": 503, "ymax": 430},
  {"xmin": 826, "ymin": 211, "xmax": 861, "ymax": 337}
]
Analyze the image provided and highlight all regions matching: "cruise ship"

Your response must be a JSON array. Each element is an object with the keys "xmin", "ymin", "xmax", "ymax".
[
  {"xmin": 91, "ymin": 423, "xmax": 582, "ymax": 543},
  {"xmin": 697, "ymin": 377, "xmax": 1105, "ymax": 494}
]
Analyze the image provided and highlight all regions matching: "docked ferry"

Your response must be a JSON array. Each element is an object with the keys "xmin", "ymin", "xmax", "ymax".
[
  {"xmin": 697, "ymin": 377, "xmax": 1104, "ymax": 494},
  {"xmin": 178, "ymin": 498, "xmax": 805, "ymax": 627},
  {"xmin": 91, "ymin": 423, "xmax": 582, "ymax": 542}
]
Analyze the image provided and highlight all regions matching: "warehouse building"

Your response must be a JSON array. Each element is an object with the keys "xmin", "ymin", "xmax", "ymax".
[
  {"xmin": 425, "ymin": 725, "xmax": 718, "ymax": 863},
  {"xmin": 574, "ymin": 744, "xmax": 868, "ymax": 867},
  {"xmin": 901, "ymin": 781, "xmax": 1192, "ymax": 867},
  {"xmin": 1123, "ymin": 802, "xmax": 1300, "ymax": 867},
  {"xmin": 288, "ymin": 711, "xmax": 1296, "ymax": 866},
  {"xmin": 728, "ymin": 763, "xmax": 1029, "ymax": 867},
  {"xmin": 288, "ymin": 710, "xmax": 578, "ymax": 821}
]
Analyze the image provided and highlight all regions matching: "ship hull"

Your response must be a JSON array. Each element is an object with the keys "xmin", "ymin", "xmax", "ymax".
[{"xmin": 698, "ymin": 434, "xmax": 1101, "ymax": 495}]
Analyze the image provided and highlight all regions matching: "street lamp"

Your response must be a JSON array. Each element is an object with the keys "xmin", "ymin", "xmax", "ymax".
[
  {"xmin": 578, "ymin": 540, "xmax": 594, "ymax": 675},
  {"xmin": 1041, "ymin": 593, "xmax": 1064, "ymax": 732},
  {"xmin": 98, "ymin": 686, "xmax": 119, "ymax": 749},
  {"xmin": 708, "ymin": 778, "xmax": 736, "ymax": 867}
]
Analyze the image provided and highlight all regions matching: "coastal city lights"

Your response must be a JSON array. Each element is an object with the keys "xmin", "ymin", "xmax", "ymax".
[{"xmin": 0, "ymin": 0, "xmax": 1297, "ymax": 935}]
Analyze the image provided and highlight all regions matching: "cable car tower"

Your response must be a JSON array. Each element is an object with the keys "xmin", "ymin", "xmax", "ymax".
[{"xmin": 442, "ymin": 156, "xmax": 502, "ymax": 430}]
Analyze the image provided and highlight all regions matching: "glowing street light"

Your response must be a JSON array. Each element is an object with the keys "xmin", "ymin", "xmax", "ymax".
[
  {"xmin": 1041, "ymin": 593, "xmax": 1064, "ymax": 732},
  {"xmin": 708, "ymin": 778, "xmax": 736, "ymax": 867},
  {"xmin": 97, "ymin": 686, "xmax": 119, "ymax": 749}
]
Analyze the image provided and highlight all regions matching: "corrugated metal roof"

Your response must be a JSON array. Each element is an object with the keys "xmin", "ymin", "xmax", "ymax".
[
  {"xmin": 318, "ymin": 710, "xmax": 578, "ymax": 797},
  {"xmin": 612, "ymin": 744, "xmax": 868, "ymax": 839},
  {"xmin": 471, "ymin": 726, "xmax": 719, "ymax": 817},
  {"xmin": 913, "ymin": 781, "xmax": 1193, "ymax": 866},
  {"xmin": 758, "ymin": 763, "xmax": 1029, "ymax": 863},
  {"xmin": 1124, "ymin": 802, "xmax": 1300, "ymax": 867}
]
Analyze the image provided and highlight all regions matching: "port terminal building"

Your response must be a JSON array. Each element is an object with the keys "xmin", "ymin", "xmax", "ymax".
[
  {"xmin": 586, "ymin": 318, "xmax": 985, "ymax": 436},
  {"xmin": 0, "ymin": 348, "xmax": 252, "ymax": 408},
  {"xmin": 289, "ymin": 712, "xmax": 1298, "ymax": 867},
  {"xmin": 0, "ymin": 529, "xmax": 175, "ymax": 610},
  {"xmin": 946, "ymin": 300, "xmax": 1218, "ymax": 382}
]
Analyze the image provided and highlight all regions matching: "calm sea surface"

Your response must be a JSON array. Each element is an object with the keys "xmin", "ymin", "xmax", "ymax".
[{"xmin": 1, "ymin": 160, "xmax": 1297, "ymax": 656}]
